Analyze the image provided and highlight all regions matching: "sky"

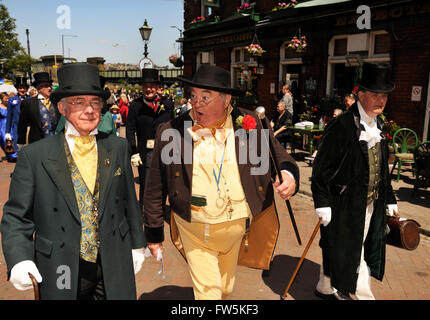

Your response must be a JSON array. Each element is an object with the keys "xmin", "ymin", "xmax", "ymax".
[{"xmin": 2, "ymin": 0, "xmax": 184, "ymax": 67}]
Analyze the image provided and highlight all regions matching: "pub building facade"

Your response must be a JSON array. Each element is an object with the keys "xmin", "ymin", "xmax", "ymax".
[{"xmin": 181, "ymin": 0, "xmax": 430, "ymax": 139}]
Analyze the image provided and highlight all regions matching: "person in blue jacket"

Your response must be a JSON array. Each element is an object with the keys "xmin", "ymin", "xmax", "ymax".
[{"xmin": 5, "ymin": 77, "xmax": 29, "ymax": 162}]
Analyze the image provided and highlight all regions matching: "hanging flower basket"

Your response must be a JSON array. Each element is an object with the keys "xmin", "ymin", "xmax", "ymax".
[
  {"xmin": 272, "ymin": 0, "xmax": 297, "ymax": 11},
  {"xmin": 288, "ymin": 35, "xmax": 307, "ymax": 53},
  {"xmin": 236, "ymin": 3, "xmax": 255, "ymax": 14},
  {"xmin": 246, "ymin": 44, "xmax": 265, "ymax": 57},
  {"xmin": 169, "ymin": 54, "xmax": 183, "ymax": 67}
]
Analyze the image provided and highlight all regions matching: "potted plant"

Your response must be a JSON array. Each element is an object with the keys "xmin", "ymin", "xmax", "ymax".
[
  {"xmin": 288, "ymin": 35, "xmax": 307, "ymax": 53},
  {"xmin": 272, "ymin": 0, "xmax": 297, "ymax": 11},
  {"xmin": 245, "ymin": 43, "xmax": 265, "ymax": 57},
  {"xmin": 236, "ymin": 2, "xmax": 254, "ymax": 14},
  {"xmin": 169, "ymin": 54, "xmax": 183, "ymax": 68}
]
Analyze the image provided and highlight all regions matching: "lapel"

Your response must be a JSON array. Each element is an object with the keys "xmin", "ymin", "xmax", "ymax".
[
  {"xmin": 42, "ymin": 133, "xmax": 80, "ymax": 223},
  {"xmin": 350, "ymin": 103, "xmax": 369, "ymax": 162},
  {"xmin": 179, "ymin": 113, "xmax": 194, "ymax": 185},
  {"xmin": 96, "ymin": 133, "xmax": 115, "ymax": 221},
  {"xmin": 230, "ymin": 107, "xmax": 250, "ymax": 183},
  {"xmin": 31, "ymin": 97, "xmax": 44, "ymax": 130}
]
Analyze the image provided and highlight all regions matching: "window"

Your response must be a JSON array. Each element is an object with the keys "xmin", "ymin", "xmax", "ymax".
[
  {"xmin": 231, "ymin": 47, "xmax": 258, "ymax": 92},
  {"xmin": 334, "ymin": 38, "xmax": 347, "ymax": 56},
  {"xmin": 374, "ymin": 33, "xmax": 390, "ymax": 54},
  {"xmin": 196, "ymin": 51, "xmax": 214, "ymax": 69}
]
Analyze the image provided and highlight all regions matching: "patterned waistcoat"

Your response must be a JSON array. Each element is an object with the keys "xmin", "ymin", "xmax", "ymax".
[
  {"xmin": 64, "ymin": 140, "xmax": 101, "ymax": 263},
  {"xmin": 39, "ymin": 100, "xmax": 58, "ymax": 137},
  {"xmin": 367, "ymin": 142, "xmax": 382, "ymax": 204}
]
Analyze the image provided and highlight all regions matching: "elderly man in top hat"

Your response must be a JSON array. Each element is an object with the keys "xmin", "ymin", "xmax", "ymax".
[
  {"xmin": 5, "ymin": 77, "xmax": 29, "ymax": 162},
  {"xmin": 143, "ymin": 65, "xmax": 299, "ymax": 300},
  {"xmin": 17, "ymin": 72, "xmax": 61, "ymax": 146},
  {"xmin": 126, "ymin": 68, "xmax": 174, "ymax": 210},
  {"xmin": 0, "ymin": 63, "xmax": 146, "ymax": 299},
  {"xmin": 311, "ymin": 62, "xmax": 398, "ymax": 300}
]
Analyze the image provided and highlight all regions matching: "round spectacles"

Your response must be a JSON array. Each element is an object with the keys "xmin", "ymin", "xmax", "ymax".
[
  {"xmin": 66, "ymin": 98, "xmax": 103, "ymax": 111},
  {"xmin": 189, "ymin": 93, "xmax": 220, "ymax": 106}
]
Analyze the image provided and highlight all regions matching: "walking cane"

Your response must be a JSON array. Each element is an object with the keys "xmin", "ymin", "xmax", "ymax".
[
  {"xmin": 255, "ymin": 107, "xmax": 302, "ymax": 246},
  {"xmin": 28, "ymin": 273, "xmax": 40, "ymax": 300},
  {"xmin": 280, "ymin": 218, "xmax": 321, "ymax": 300}
]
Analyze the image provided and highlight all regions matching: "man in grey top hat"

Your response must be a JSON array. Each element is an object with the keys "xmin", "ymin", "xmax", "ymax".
[
  {"xmin": 312, "ymin": 62, "xmax": 398, "ymax": 300},
  {"xmin": 1, "ymin": 63, "xmax": 146, "ymax": 299}
]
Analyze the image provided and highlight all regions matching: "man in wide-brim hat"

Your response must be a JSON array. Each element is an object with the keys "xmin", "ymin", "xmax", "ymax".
[
  {"xmin": 1, "ymin": 62, "xmax": 147, "ymax": 299},
  {"xmin": 17, "ymin": 72, "xmax": 60, "ymax": 146},
  {"xmin": 143, "ymin": 64, "xmax": 299, "ymax": 300},
  {"xmin": 312, "ymin": 62, "xmax": 398, "ymax": 300},
  {"xmin": 126, "ymin": 68, "xmax": 174, "ymax": 210}
]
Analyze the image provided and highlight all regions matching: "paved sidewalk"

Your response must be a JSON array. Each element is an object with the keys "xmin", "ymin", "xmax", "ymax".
[{"xmin": 0, "ymin": 145, "xmax": 430, "ymax": 300}]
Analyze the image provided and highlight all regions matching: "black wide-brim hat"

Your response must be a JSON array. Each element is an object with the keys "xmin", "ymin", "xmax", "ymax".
[
  {"xmin": 50, "ymin": 63, "xmax": 110, "ymax": 104},
  {"xmin": 32, "ymin": 72, "xmax": 53, "ymax": 87},
  {"xmin": 177, "ymin": 65, "xmax": 244, "ymax": 96},
  {"xmin": 358, "ymin": 62, "xmax": 395, "ymax": 93}
]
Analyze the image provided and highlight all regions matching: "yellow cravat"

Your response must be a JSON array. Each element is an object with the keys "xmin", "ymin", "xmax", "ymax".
[
  {"xmin": 42, "ymin": 98, "xmax": 51, "ymax": 110},
  {"xmin": 71, "ymin": 135, "xmax": 98, "ymax": 194}
]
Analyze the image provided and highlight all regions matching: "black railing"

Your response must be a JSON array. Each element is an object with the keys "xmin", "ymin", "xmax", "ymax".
[{"xmin": 99, "ymin": 68, "xmax": 183, "ymax": 84}]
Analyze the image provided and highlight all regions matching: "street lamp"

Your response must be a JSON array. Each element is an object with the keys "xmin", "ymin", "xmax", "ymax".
[
  {"xmin": 62, "ymin": 34, "xmax": 78, "ymax": 57},
  {"xmin": 170, "ymin": 25, "xmax": 183, "ymax": 57},
  {"xmin": 139, "ymin": 19, "xmax": 152, "ymax": 58}
]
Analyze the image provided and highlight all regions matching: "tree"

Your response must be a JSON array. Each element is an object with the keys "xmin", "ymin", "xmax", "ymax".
[{"xmin": 0, "ymin": 3, "xmax": 33, "ymax": 77}]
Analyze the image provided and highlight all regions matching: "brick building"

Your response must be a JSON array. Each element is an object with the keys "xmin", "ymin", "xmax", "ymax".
[{"xmin": 182, "ymin": 0, "xmax": 430, "ymax": 139}]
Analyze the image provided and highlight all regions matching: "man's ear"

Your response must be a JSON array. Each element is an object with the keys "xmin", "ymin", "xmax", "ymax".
[
  {"xmin": 57, "ymin": 101, "xmax": 67, "ymax": 117},
  {"xmin": 225, "ymin": 94, "xmax": 232, "ymax": 107}
]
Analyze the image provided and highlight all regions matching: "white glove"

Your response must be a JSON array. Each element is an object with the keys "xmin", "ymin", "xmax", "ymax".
[
  {"xmin": 5, "ymin": 133, "xmax": 12, "ymax": 140},
  {"xmin": 10, "ymin": 260, "xmax": 42, "ymax": 291},
  {"xmin": 387, "ymin": 204, "xmax": 399, "ymax": 217},
  {"xmin": 316, "ymin": 207, "xmax": 332, "ymax": 226},
  {"xmin": 131, "ymin": 153, "xmax": 143, "ymax": 167},
  {"xmin": 132, "ymin": 248, "xmax": 146, "ymax": 275}
]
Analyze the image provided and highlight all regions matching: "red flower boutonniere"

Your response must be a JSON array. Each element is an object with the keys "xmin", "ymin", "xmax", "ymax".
[{"xmin": 236, "ymin": 115, "xmax": 257, "ymax": 133}]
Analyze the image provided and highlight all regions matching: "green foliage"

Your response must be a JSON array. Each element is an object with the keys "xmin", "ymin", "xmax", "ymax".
[
  {"xmin": 380, "ymin": 113, "xmax": 402, "ymax": 141},
  {"xmin": 0, "ymin": 4, "xmax": 29, "ymax": 76}
]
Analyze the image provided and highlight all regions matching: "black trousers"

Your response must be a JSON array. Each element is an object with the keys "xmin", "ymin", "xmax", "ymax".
[
  {"xmin": 137, "ymin": 151, "xmax": 153, "ymax": 208},
  {"xmin": 77, "ymin": 255, "xmax": 106, "ymax": 300}
]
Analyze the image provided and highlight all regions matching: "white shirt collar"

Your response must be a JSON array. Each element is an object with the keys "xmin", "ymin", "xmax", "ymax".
[
  {"xmin": 65, "ymin": 120, "xmax": 98, "ymax": 137},
  {"xmin": 357, "ymin": 101, "xmax": 376, "ymax": 127},
  {"xmin": 37, "ymin": 94, "xmax": 47, "ymax": 101}
]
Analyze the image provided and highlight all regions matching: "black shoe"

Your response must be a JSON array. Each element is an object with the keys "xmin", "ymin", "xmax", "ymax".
[
  {"xmin": 333, "ymin": 291, "xmax": 352, "ymax": 300},
  {"xmin": 314, "ymin": 289, "xmax": 337, "ymax": 300},
  {"xmin": 7, "ymin": 158, "xmax": 17, "ymax": 163}
]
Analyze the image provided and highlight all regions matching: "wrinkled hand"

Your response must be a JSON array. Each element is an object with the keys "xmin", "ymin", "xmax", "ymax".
[
  {"xmin": 387, "ymin": 204, "xmax": 399, "ymax": 217},
  {"xmin": 132, "ymin": 248, "xmax": 146, "ymax": 275},
  {"xmin": 316, "ymin": 207, "xmax": 332, "ymax": 226},
  {"xmin": 131, "ymin": 153, "xmax": 143, "ymax": 167},
  {"xmin": 10, "ymin": 260, "xmax": 42, "ymax": 291},
  {"xmin": 5, "ymin": 133, "xmax": 12, "ymax": 141},
  {"xmin": 273, "ymin": 171, "xmax": 296, "ymax": 200}
]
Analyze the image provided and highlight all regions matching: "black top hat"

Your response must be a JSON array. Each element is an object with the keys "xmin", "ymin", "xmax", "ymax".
[
  {"xmin": 177, "ymin": 65, "xmax": 244, "ymax": 96},
  {"xmin": 141, "ymin": 68, "xmax": 159, "ymax": 83},
  {"xmin": 32, "ymin": 72, "xmax": 53, "ymax": 87},
  {"xmin": 358, "ymin": 63, "xmax": 395, "ymax": 93},
  {"xmin": 50, "ymin": 63, "xmax": 110, "ymax": 104},
  {"xmin": 14, "ymin": 77, "xmax": 28, "ymax": 87}
]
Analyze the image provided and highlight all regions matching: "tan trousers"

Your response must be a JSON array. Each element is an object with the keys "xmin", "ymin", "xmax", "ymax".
[
  {"xmin": 174, "ymin": 213, "xmax": 246, "ymax": 300},
  {"xmin": 317, "ymin": 201, "xmax": 376, "ymax": 300}
]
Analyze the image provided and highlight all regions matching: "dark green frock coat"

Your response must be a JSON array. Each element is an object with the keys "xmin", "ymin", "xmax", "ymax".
[
  {"xmin": 1, "ymin": 132, "xmax": 146, "ymax": 299},
  {"xmin": 311, "ymin": 103, "xmax": 397, "ymax": 295}
]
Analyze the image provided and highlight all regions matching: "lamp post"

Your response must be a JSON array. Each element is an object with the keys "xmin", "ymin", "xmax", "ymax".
[
  {"xmin": 62, "ymin": 34, "xmax": 78, "ymax": 57},
  {"xmin": 170, "ymin": 25, "xmax": 183, "ymax": 57},
  {"xmin": 139, "ymin": 19, "xmax": 152, "ymax": 58}
]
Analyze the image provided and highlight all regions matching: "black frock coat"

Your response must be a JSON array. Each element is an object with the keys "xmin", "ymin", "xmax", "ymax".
[{"xmin": 311, "ymin": 103, "xmax": 397, "ymax": 295}]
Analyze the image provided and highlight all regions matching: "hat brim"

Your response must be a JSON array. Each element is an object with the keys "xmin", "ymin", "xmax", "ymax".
[
  {"xmin": 50, "ymin": 90, "xmax": 110, "ymax": 104},
  {"xmin": 177, "ymin": 76, "xmax": 245, "ymax": 97},
  {"xmin": 358, "ymin": 82, "xmax": 395, "ymax": 93}
]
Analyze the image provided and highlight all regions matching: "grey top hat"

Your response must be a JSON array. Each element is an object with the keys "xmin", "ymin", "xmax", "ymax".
[
  {"xmin": 358, "ymin": 62, "xmax": 395, "ymax": 93},
  {"xmin": 50, "ymin": 63, "xmax": 110, "ymax": 104},
  {"xmin": 177, "ymin": 65, "xmax": 244, "ymax": 96}
]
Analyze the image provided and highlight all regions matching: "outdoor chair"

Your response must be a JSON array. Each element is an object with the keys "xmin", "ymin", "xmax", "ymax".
[
  {"xmin": 413, "ymin": 140, "xmax": 430, "ymax": 194},
  {"xmin": 390, "ymin": 128, "xmax": 419, "ymax": 182}
]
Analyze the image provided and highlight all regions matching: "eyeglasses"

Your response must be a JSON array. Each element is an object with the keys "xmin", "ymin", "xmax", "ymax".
[
  {"xmin": 189, "ymin": 93, "xmax": 220, "ymax": 106},
  {"xmin": 65, "ymin": 98, "xmax": 104, "ymax": 111}
]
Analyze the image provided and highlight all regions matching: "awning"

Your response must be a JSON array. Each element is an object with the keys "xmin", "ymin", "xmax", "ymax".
[{"xmin": 294, "ymin": 0, "xmax": 352, "ymax": 7}]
